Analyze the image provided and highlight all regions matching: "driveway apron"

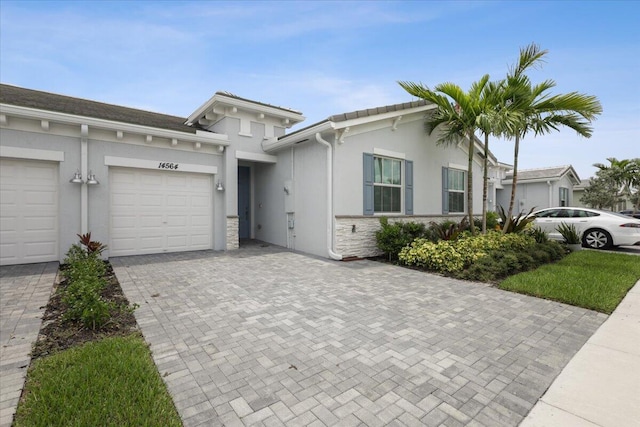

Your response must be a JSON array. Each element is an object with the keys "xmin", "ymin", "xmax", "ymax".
[
  {"xmin": 0, "ymin": 262, "xmax": 57, "ymax": 427},
  {"xmin": 112, "ymin": 246, "xmax": 606, "ymax": 427}
]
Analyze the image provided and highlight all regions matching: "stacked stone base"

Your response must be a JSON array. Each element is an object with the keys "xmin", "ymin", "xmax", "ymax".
[
  {"xmin": 226, "ymin": 216, "xmax": 239, "ymax": 250},
  {"xmin": 335, "ymin": 215, "xmax": 464, "ymax": 258}
]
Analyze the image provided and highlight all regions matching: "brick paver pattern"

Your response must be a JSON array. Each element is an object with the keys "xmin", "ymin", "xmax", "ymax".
[
  {"xmin": 112, "ymin": 245, "xmax": 606, "ymax": 427},
  {"xmin": 0, "ymin": 262, "xmax": 57, "ymax": 427}
]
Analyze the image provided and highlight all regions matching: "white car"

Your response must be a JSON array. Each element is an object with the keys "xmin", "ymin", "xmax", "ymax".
[{"xmin": 531, "ymin": 207, "xmax": 640, "ymax": 249}]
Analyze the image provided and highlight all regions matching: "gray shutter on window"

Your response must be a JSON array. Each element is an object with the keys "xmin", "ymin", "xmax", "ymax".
[
  {"xmin": 405, "ymin": 160, "xmax": 413, "ymax": 215},
  {"xmin": 363, "ymin": 153, "xmax": 374, "ymax": 215},
  {"xmin": 442, "ymin": 167, "xmax": 449, "ymax": 214}
]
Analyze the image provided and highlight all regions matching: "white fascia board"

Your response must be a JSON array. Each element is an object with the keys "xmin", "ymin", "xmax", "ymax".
[
  {"xmin": 329, "ymin": 104, "xmax": 436, "ymax": 130},
  {"xmin": 186, "ymin": 93, "xmax": 305, "ymax": 126},
  {"xmin": 501, "ymin": 177, "xmax": 561, "ymax": 185},
  {"xmin": 263, "ymin": 121, "xmax": 333, "ymax": 153},
  {"xmin": 1, "ymin": 104, "xmax": 229, "ymax": 146},
  {"xmin": 235, "ymin": 150, "xmax": 277, "ymax": 164}
]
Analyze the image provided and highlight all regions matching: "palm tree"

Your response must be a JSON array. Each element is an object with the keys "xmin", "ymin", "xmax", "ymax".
[
  {"xmin": 502, "ymin": 44, "xmax": 603, "ymax": 231},
  {"xmin": 476, "ymin": 80, "xmax": 508, "ymax": 233},
  {"xmin": 399, "ymin": 75, "xmax": 491, "ymax": 235},
  {"xmin": 594, "ymin": 157, "xmax": 640, "ymax": 211}
]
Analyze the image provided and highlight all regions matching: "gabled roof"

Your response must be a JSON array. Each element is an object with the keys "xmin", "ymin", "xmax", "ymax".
[
  {"xmin": 505, "ymin": 165, "xmax": 581, "ymax": 184},
  {"xmin": 574, "ymin": 179, "xmax": 592, "ymax": 190},
  {"xmin": 327, "ymin": 99, "xmax": 430, "ymax": 123},
  {"xmin": 186, "ymin": 91, "xmax": 305, "ymax": 127},
  {"xmin": 273, "ymin": 99, "xmax": 434, "ymax": 145}
]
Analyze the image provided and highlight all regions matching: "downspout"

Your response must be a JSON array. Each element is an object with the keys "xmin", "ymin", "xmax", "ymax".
[
  {"xmin": 547, "ymin": 180, "xmax": 553, "ymax": 207},
  {"xmin": 315, "ymin": 133, "xmax": 343, "ymax": 260}
]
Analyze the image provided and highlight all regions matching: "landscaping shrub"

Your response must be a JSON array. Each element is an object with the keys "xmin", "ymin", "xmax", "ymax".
[
  {"xmin": 473, "ymin": 211, "xmax": 500, "ymax": 231},
  {"xmin": 399, "ymin": 231, "xmax": 566, "ymax": 282},
  {"xmin": 375, "ymin": 217, "xmax": 429, "ymax": 261},
  {"xmin": 60, "ymin": 234, "xmax": 134, "ymax": 330}
]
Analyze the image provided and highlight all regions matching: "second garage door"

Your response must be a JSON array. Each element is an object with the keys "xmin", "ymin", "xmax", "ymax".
[{"xmin": 110, "ymin": 168, "xmax": 213, "ymax": 257}]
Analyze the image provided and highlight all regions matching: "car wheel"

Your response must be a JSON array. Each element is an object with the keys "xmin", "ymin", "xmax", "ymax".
[{"xmin": 582, "ymin": 229, "xmax": 612, "ymax": 249}]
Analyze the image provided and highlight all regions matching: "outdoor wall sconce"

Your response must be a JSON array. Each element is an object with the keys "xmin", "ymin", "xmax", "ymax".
[
  {"xmin": 216, "ymin": 180, "xmax": 225, "ymax": 191},
  {"xmin": 86, "ymin": 171, "xmax": 99, "ymax": 185},
  {"xmin": 69, "ymin": 170, "xmax": 83, "ymax": 184},
  {"xmin": 69, "ymin": 169, "xmax": 100, "ymax": 185}
]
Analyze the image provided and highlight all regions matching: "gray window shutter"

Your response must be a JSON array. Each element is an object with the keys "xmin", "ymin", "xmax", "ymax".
[
  {"xmin": 442, "ymin": 167, "xmax": 449, "ymax": 214},
  {"xmin": 405, "ymin": 160, "xmax": 413, "ymax": 215},
  {"xmin": 363, "ymin": 153, "xmax": 374, "ymax": 215}
]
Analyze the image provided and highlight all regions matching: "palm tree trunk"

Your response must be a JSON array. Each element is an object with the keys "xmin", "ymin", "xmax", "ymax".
[
  {"xmin": 503, "ymin": 134, "xmax": 520, "ymax": 233},
  {"xmin": 467, "ymin": 130, "xmax": 476, "ymax": 235},
  {"xmin": 482, "ymin": 133, "xmax": 489, "ymax": 234}
]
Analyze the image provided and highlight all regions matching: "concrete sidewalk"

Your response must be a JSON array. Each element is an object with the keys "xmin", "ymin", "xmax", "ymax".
[{"xmin": 520, "ymin": 280, "xmax": 640, "ymax": 427}]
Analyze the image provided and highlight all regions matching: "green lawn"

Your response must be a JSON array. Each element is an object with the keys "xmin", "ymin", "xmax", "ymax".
[
  {"xmin": 499, "ymin": 250, "xmax": 640, "ymax": 314},
  {"xmin": 14, "ymin": 334, "xmax": 182, "ymax": 427}
]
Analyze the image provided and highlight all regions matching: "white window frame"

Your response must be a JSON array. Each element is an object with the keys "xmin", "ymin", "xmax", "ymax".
[
  {"xmin": 447, "ymin": 168, "xmax": 465, "ymax": 214},
  {"xmin": 559, "ymin": 187, "xmax": 569, "ymax": 207},
  {"xmin": 373, "ymin": 155, "xmax": 403, "ymax": 214}
]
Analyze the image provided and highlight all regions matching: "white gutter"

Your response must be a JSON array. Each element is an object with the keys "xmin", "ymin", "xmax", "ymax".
[
  {"xmin": 315, "ymin": 133, "xmax": 343, "ymax": 260},
  {"xmin": 547, "ymin": 180, "xmax": 553, "ymax": 207}
]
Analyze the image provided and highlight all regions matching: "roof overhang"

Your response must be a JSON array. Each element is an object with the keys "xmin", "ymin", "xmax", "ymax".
[
  {"xmin": 1, "ymin": 103, "xmax": 229, "ymax": 146},
  {"xmin": 186, "ymin": 92, "xmax": 305, "ymax": 128},
  {"xmin": 265, "ymin": 103, "xmax": 437, "ymax": 153}
]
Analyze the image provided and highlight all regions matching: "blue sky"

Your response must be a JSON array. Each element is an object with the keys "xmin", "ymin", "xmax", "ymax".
[{"xmin": 1, "ymin": 0, "xmax": 638, "ymax": 179}]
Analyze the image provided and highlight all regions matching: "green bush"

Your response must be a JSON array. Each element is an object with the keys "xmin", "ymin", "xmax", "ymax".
[
  {"xmin": 60, "ymin": 235, "xmax": 134, "ymax": 330},
  {"xmin": 375, "ymin": 217, "xmax": 429, "ymax": 261},
  {"xmin": 429, "ymin": 217, "xmax": 469, "ymax": 241},
  {"xmin": 399, "ymin": 231, "xmax": 565, "ymax": 282}
]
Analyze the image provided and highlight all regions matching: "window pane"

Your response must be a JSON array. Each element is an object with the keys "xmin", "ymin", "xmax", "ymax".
[
  {"xmin": 449, "ymin": 192, "xmax": 464, "ymax": 213},
  {"xmin": 391, "ymin": 187, "xmax": 401, "ymax": 212},
  {"xmin": 374, "ymin": 186, "xmax": 383, "ymax": 212},
  {"xmin": 392, "ymin": 160, "xmax": 401, "ymax": 185},
  {"xmin": 374, "ymin": 158, "xmax": 382, "ymax": 183},
  {"xmin": 382, "ymin": 159, "xmax": 392, "ymax": 184},
  {"xmin": 449, "ymin": 169, "xmax": 464, "ymax": 191}
]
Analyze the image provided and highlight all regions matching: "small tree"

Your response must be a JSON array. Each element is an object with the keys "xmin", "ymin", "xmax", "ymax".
[{"xmin": 580, "ymin": 169, "xmax": 621, "ymax": 210}]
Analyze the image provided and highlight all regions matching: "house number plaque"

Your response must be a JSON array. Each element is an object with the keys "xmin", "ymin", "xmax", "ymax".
[{"xmin": 158, "ymin": 162, "xmax": 179, "ymax": 170}]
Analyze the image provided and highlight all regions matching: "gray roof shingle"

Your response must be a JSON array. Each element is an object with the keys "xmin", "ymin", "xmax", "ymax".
[
  {"xmin": 0, "ymin": 84, "xmax": 202, "ymax": 134},
  {"xmin": 505, "ymin": 165, "xmax": 578, "ymax": 181}
]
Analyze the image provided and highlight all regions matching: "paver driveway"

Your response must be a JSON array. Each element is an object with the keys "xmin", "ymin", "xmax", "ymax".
[
  {"xmin": 112, "ymin": 244, "xmax": 606, "ymax": 427},
  {"xmin": 0, "ymin": 262, "xmax": 57, "ymax": 427}
]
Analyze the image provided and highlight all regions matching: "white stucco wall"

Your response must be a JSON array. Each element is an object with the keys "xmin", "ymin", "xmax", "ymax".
[{"xmin": 332, "ymin": 117, "xmax": 484, "ymax": 217}]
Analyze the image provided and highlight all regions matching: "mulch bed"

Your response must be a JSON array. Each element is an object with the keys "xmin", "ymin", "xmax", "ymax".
[{"xmin": 31, "ymin": 262, "xmax": 138, "ymax": 360}]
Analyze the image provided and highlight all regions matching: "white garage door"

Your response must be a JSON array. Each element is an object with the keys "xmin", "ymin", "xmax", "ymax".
[
  {"xmin": 0, "ymin": 158, "xmax": 59, "ymax": 265},
  {"xmin": 110, "ymin": 167, "xmax": 213, "ymax": 257}
]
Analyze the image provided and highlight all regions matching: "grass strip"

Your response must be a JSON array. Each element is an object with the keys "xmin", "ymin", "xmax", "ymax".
[
  {"xmin": 14, "ymin": 333, "xmax": 182, "ymax": 427},
  {"xmin": 499, "ymin": 250, "xmax": 640, "ymax": 314}
]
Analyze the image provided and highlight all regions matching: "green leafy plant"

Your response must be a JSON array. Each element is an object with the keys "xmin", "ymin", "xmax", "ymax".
[
  {"xmin": 61, "ymin": 234, "xmax": 132, "ymax": 330},
  {"xmin": 429, "ymin": 217, "xmax": 469, "ymax": 241},
  {"xmin": 497, "ymin": 206, "xmax": 537, "ymax": 233},
  {"xmin": 375, "ymin": 217, "xmax": 429, "ymax": 261},
  {"xmin": 526, "ymin": 226, "xmax": 549, "ymax": 243},
  {"xmin": 556, "ymin": 222, "xmax": 582, "ymax": 244}
]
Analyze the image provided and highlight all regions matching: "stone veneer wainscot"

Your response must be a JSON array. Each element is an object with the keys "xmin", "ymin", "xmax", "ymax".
[{"xmin": 226, "ymin": 216, "xmax": 239, "ymax": 250}]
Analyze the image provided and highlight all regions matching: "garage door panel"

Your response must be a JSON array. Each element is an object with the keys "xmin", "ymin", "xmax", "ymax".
[
  {"xmin": 140, "ymin": 194, "xmax": 163, "ymax": 207},
  {"xmin": 25, "ymin": 190, "xmax": 57, "ymax": 206},
  {"xmin": 24, "ymin": 216, "xmax": 57, "ymax": 231},
  {"xmin": 110, "ymin": 167, "xmax": 212, "ymax": 256},
  {"xmin": 0, "ymin": 158, "xmax": 58, "ymax": 265}
]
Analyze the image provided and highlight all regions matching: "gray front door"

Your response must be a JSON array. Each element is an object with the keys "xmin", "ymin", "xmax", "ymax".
[{"xmin": 238, "ymin": 166, "xmax": 250, "ymax": 239}]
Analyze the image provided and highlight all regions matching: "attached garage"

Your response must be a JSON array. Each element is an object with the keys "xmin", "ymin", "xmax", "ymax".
[
  {"xmin": 109, "ymin": 167, "xmax": 213, "ymax": 257},
  {"xmin": 0, "ymin": 158, "xmax": 59, "ymax": 265}
]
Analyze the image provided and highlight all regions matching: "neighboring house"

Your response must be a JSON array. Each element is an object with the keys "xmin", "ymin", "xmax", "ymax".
[
  {"xmin": 0, "ymin": 84, "xmax": 489, "ymax": 264},
  {"xmin": 495, "ymin": 165, "xmax": 581, "ymax": 213},
  {"xmin": 574, "ymin": 178, "xmax": 637, "ymax": 212},
  {"xmin": 573, "ymin": 179, "xmax": 591, "ymax": 208}
]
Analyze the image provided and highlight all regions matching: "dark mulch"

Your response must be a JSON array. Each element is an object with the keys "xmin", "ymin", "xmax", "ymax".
[{"xmin": 31, "ymin": 262, "xmax": 138, "ymax": 360}]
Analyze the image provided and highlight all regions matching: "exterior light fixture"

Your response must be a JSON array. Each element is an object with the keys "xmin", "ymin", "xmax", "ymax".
[
  {"xmin": 216, "ymin": 181, "xmax": 224, "ymax": 191},
  {"xmin": 86, "ymin": 171, "xmax": 99, "ymax": 185},
  {"xmin": 69, "ymin": 170, "xmax": 84, "ymax": 184}
]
